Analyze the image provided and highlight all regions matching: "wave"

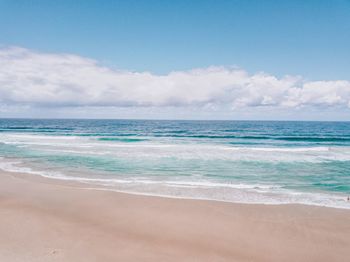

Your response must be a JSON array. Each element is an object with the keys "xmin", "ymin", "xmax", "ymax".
[
  {"xmin": 2, "ymin": 133, "xmax": 350, "ymax": 162},
  {"xmin": 0, "ymin": 157, "xmax": 349, "ymax": 209},
  {"xmin": 0, "ymin": 127, "xmax": 74, "ymax": 131},
  {"xmin": 275, "ymin": 136, "xmax": 350, "ymax": 142},
  {"xmin": 98, "ymin": 137, "xmax": 148, "ymax": 142},
  {"xmin": 2, "ymin": 128, "xmax": 350, "ymax": 146},
  {"xmin": 151, "ymin": 133, "xmax": 350, "ymax": 142}
]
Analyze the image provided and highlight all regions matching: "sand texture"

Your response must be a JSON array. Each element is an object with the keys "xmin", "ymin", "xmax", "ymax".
[{"xmin": 0, "ymin": 171, "xmax": 350, "ymax": 262}]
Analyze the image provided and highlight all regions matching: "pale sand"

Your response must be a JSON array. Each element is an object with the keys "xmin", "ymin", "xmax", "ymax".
[{"xmin": 0, "ymin": 171, "xmax": 349, "ymax": 262}]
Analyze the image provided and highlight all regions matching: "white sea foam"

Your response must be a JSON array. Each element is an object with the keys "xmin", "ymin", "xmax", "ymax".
[
  {"xmin": 244, "ymin": 146, "xmax": 330, "ymax": 152},
  {"xmin": 0, "ymin": 157, "xmax": 349, "ymax": 209},
  {"xmin": 2, "ymin": 132, "xmax": 350, "ymax": 163}
]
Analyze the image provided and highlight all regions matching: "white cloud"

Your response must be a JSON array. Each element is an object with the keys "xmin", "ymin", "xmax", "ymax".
[{"xmin": 0, "ymin": 47, "xmax": 350, "ymax": 113}]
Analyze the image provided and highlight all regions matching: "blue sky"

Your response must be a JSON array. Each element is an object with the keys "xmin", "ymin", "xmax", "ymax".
[
  {"xmin": 0, "ymin": 0, "xmax": 350, "ymax": 120},
  {"xmin": 1, "ymin": 0, "xmax": 349, "ymax": 79}
]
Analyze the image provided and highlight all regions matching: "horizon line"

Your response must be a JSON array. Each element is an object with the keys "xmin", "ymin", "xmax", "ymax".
[{"xmin": 0, "ymin": 117, "xmax": 349, "ymax": 123}]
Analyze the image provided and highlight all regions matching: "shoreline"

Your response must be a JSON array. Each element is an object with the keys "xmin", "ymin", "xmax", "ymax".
[
  {"xmin": 1, "ymin": 157, "xmax": 349, "ymax": 210},
  {"xmin": 4, "ymin": 167, "xmax": 350, "ymax": 209},
  {"xmin": 1, "ymin": 170, "xmax": 350, "ymax": 261}
]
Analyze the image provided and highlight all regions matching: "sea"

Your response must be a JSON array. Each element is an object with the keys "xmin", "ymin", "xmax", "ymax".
[{"xmin": 0, "ymin": 119, "xmax": 349, "ymax": 209}]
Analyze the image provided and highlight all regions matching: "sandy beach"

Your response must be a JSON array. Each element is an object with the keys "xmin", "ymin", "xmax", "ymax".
[
  {"xmin": 2, "ymin": 0, "xmax": 350, "ymax": 260},
  {"xmin": 0, "ymin": 171, "xmax": 349, "ymax": 262}
]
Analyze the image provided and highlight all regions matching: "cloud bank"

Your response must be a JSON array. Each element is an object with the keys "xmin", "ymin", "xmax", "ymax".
[{"xmin": 0, "ymin": 47, "xmax": 350, "ymax": 116}]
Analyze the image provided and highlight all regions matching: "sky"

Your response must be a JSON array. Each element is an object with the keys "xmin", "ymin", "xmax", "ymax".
[{"xmin": 0, "ymin": 0, "xmax": 350, "ymax": 120}]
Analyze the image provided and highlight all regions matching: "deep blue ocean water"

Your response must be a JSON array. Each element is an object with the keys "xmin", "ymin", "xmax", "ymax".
[{"xmin": 0, "ymin": 119, "xmax": 349, "ymax": 208}]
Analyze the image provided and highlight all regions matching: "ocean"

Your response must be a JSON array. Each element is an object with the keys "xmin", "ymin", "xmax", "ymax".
[{"xmin": 0, "ymin": 119, "xmax": 349, "ymax": 209}]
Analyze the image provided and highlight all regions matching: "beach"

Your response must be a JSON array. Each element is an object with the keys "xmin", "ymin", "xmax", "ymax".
[
  {"xmin": 2, "ymin": 0, "xmax": 350, "ymax": 260},
  {"xmin": 1, "ymin": 170, "xmax": 349, "ymax": 262}
]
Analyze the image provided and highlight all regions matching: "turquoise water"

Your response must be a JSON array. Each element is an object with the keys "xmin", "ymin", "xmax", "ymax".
[{"xmin": 0, "ymin": 119, "xmax": 350, "ymax": 208}]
